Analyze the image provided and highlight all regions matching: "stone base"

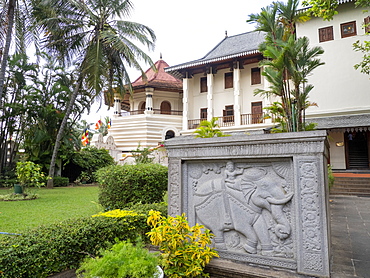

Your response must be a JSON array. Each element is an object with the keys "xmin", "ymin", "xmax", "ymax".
[{"xmin": 205, "ymin": 259, "xmax": 311, "ymax": 278}]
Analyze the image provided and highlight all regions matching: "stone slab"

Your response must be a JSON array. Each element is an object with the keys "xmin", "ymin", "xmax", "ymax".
[{"xmin": 165, "ymin": 131, "xmax": 330, "ymax": 277}]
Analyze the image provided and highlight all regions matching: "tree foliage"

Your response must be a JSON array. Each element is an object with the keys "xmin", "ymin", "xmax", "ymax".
[
  {"xmin": 354, "ymin": 40, "xmax": 370, "ymax": 74},
  {"xmin": 0, "ymin": 52, "xmax": 91, "ymax": 177},
  {"xmin": 33, "ymin": 0, "xmax": 156, "ymax": 187},
  {"xmin": 248, "ymin": 0, "xmax": 324, "ymax": 132},
  {"xmin": 302, "ymin": 0, "xmax": 370, "ymax": 21},
  {"xmin": 71, "ymin": 146, "xmax": 115, "ymax": 183}
]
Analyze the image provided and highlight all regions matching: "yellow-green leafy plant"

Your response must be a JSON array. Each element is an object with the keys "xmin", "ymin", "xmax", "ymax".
[
  {"xmin": 16, "ymin": 161, "xmax": 46, "ymax": 188},
  {"xmin": 193, "ymin": 117, "xmax": 230, "ymax": 138},
  {"xmin": 147, "ymin": 210, "xmax": 219, "ymax": 278},
  {"xmin": 92, "ymin": 209, "xmax": 149, "ymax": 241},
  {"xmin": 76, "ymin": 239, "xmax": 160, "ymax": 278},
  {"xmin": 328, "ymin": 164, "xmax": 335, "ymax": 189}
]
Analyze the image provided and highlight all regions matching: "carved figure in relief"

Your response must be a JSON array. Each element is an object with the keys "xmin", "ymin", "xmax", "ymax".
[
  {"xmin": 224, "ymin": 161, "xmax": 244, "ymax": 184},
  {"xmin": 193, "ymin": 161, "xmax": 293, "ymax": 256}
]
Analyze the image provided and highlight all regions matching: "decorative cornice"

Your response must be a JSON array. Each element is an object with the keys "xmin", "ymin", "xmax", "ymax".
[{"xmin": 308, "ymin": 114, "xmax": 370, "ymax": 129}]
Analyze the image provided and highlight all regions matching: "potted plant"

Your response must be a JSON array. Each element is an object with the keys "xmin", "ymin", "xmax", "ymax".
[{"xmin": 15, "ymin": 161, "xmax": 45, "ymax": 194}]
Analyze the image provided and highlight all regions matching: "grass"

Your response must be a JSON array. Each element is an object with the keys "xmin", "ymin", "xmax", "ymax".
[{"xmin": 0, "ymin": 186, "xmax": 101, "ymax": 234}]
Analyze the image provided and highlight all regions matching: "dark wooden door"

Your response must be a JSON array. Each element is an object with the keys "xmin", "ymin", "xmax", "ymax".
[{"xmin": 251, "ymin": 102, "xmax": 263, "ymax": 124}]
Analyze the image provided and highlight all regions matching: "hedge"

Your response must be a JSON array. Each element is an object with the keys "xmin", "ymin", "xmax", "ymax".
[
  {"xmin": 53, "ymin": 176, "xmax": 69, "ymax": 187},
  {"xmin": 97, "ymin": 164, "xmax": 168, "ymax": 209},
  {"xmin": 0, "ymin": 202, "xmax": 167, "ymax": 278}
]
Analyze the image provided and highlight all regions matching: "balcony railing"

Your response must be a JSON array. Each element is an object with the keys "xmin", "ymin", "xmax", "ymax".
[
  {"xmin": 241, "ymin": 113, "xmax": 264, "ymax": 125},
  {"xmin": 125, "ymin": 109, "xmax": 183, "ymax": 116},
  {"xmin": 188, "ymin": 113, "xmax": 271, "ymax": 129}
]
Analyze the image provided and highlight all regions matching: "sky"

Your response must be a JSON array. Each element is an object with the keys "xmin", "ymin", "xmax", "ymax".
[{"xmin": 83, "ymin": 0, "xmax": 276, "ymax": 124}]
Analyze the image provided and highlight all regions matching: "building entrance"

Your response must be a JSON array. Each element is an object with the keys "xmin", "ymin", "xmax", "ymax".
[{"xmin": 345, "ymin": 130, "xmax": 369, "ymax": 169}]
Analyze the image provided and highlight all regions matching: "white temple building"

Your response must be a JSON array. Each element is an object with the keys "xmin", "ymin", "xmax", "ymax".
[{"xmin": 97, "ymin": 58, "xmax": 183, "ymax": 162}]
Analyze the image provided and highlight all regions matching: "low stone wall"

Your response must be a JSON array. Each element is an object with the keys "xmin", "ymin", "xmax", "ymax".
[{"xmin": 165, "ymin": 131, "xmax": 330, "ymax": 278}]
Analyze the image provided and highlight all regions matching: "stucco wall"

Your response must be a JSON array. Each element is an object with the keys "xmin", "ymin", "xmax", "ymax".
[
  {"xmin": 328, "ymin": 131, "xmax": 346, "ymax": 169},
  {"xmin": 296, "ymin": 2, "xmax": 370, "ymax": 118}
]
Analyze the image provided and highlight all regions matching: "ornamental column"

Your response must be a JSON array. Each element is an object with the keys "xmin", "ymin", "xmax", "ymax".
[
  {"xmin": 182, "ymin": 76, "xmax": 190, "ymax": 130},
  {"xmin": 144, "ymin": 87, "xmax": 154, "ymax": 115},
  {"xmin": 233, "ymin": 62, "xmax": 241, "ymax": 126},
  {"xmin": 113, "ymin": 93, "xmax": 121, "ymax": 117},
  {"xmin": 207, "ymin": 68, "xmax": 214, "ymax": 121}
]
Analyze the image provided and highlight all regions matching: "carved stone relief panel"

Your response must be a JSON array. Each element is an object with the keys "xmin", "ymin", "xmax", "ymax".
[
  {"xmin": 168, "ymin": 158, "xmax": 181, "ymax": 216},
  {"xmin": 185, "ymin": 159, "xmax": 295, "ymax": 262},
  {"xmin": 165, "ymin": 131, "xmax": 330, "ymax": 277},
  {"xmin": 295, "ymin": 157, "xmax": 330, "ymax": 277}
]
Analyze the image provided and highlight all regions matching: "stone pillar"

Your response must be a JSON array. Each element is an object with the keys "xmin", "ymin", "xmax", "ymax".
[
  {"xmin": 113, "ymin": 93, "xmax": 121, "ymax": 117},
  {"xmin": 233, "ymin": 63, "xmax": 241, "ymax": 126},
  {"xmin": 182, "ymin": 77, "xmax": 190, "ymax": 131},
  {"xmin": 207, "ymin": 70, "xmax": 214, "ymax": 121},
  {"xmin": 144, "ymin": 87, "xmax": 154, "ymax": 115}
]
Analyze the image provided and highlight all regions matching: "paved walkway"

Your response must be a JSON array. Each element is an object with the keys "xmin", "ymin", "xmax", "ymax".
[{"xmin": 330, "ymin": 195, "xmax": 370, "ymax": 278}]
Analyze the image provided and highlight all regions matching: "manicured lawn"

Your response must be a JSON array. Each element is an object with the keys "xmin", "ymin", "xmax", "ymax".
[{"xmin": 0, "ymin": 186, "xmax": 101, "ymax": 234}]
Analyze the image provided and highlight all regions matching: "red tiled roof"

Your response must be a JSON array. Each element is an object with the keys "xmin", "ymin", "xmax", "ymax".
[{"xmin": 131, "ymin": 59, "xmax": 183, "ymax": 91}]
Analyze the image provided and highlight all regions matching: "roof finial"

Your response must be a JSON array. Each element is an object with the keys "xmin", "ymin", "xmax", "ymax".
[
  {"xmin": 225, "ymin": 30, "xmax": 228, "ymax": 38},
  {"xmin": 160, "ymin": 53, "xmax": 162, "ymax": 60}
]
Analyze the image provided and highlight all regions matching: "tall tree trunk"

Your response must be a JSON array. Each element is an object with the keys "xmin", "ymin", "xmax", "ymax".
[
  {"xmin": 0, "ymin": 0, "xmax": 16, "ymax": 102},
  {"xmin": 0, "ymin": 0, "xmax": 16, "ymax": 175},
  {"xmin": 47, "ymin": 79, "xmax": 82, "ymax": 188}
]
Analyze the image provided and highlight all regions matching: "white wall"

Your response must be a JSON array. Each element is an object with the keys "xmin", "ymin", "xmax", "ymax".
[
  {"xmin": 328, "ymin": 131, "xmax": 346, "ymax": 169},
  {"xmin": 296, "ymin": 2, "xmax": 370, "ymax": 118},
  {"xmin": 187, "ymin": 64, "xmax": 266, "ymax": 120}
]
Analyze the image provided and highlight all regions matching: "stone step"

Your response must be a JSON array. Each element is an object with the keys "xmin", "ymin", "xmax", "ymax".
[
  {"xmin": 333, "ymin": 177, "xmax": 370, "ymax": 188},
  {"xmin": 330, "ymin": 175, "xmax": 370, "ymax": 196}
]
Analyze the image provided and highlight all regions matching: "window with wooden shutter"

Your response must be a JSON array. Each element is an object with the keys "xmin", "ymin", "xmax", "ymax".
[
  {"xmin": 200, "ymin": 108, "xmax": 207, "ymax": 120},
  {"xmin": 200, "ymin": 77, "xmax": 207, "ymax": 93},
  {"xmin": 223, "ymin": 105, "xmax": 234, "ymax": 123},
  {"xmin": 251, "ymin": 67, "xmax": 261, "ymax": 85},
  {"xmin": 319, "ymin": 26, "xmax": 334, "ymax": 42},
  {"xmin": 341, "ymin": 21, "xmax": 357, "ymax": 38},
  {"xmin": 365, "ymin": 16, "xmax": 370, "ymax": 34},
  {"xmin": 224, "ymin": 72, "xmax": 233, "ymax": 89},
  {"xmin": 160, "ymin": 101, "xmax": 171, "ymax": 114}
]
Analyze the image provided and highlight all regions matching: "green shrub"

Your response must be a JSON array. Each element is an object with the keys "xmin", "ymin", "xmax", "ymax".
[
  {"xmin": 328, "ymin": 164, "xmax": 335, "ymax": 189},
  {"xmin": 16, "ymin": 161, "xmax": 46, "ymax": 188},
  {"xmin": 53, "ymin": 176, "xmax": 70, "ymax": 187},
  {"xmin": 147, "ymin": 211, "xmax": 219, "ymax": 278},
  {"xmin": 128, "ymin": 202, "xmax": 168, "ymax": 217},
  {"xmin": 0, "ymin": 214, "xmax": 149, "ymax": 278},
  {"xmin": 0, "ymin": 178, "xmax": 17, "ymax": 187},
  {"xmin": 76, "ymin": 240, "xmax": 160, "ymax": 278},
  {"xmin": 72, "ymin": 147, "xmax": 115, "ymax": 183},
  {"xmin": 97, "ymin": 164, "xmax": 168, "ymax": 209}
]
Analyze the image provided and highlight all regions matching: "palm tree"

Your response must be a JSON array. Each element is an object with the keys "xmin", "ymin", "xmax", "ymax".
[
  {"xmin": 34, "ymin": 0, "xmax": 156, "ymax": 187},
  {"xmin": 0, "ymin": 0, "xmax": 38, "ymax": 102},
  {"xmin": 248, "ymin": 0, "xmax": 323, "ymax": 132}
]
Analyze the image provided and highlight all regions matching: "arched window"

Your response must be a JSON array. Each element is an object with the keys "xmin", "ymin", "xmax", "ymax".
[
  {"xmin": 160, "ymin": 101, "xmax": 171, "ymax": 115},
  {"xmin": 165, "ymin": 130, "xmax": 175, "ymax": 140},
  {"xmin": 139, "ymin": 102, "xmax": 146, "ymax": 114}
]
